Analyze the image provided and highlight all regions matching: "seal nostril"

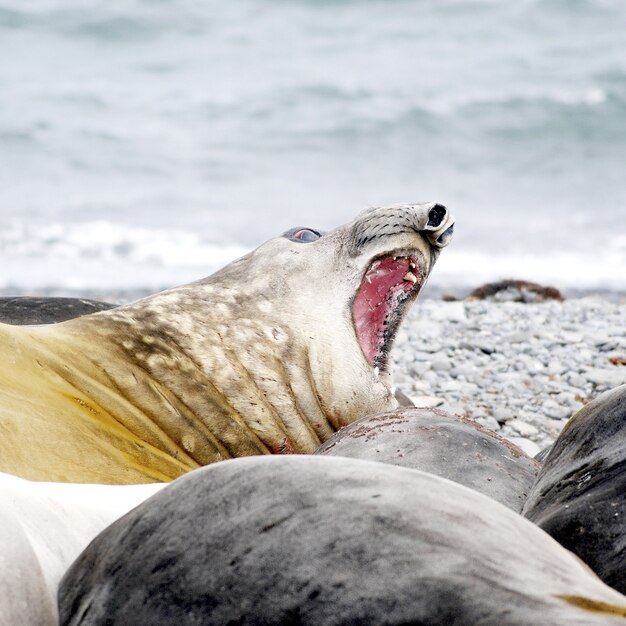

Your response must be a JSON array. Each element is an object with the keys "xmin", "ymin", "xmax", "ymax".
[
  {"xmin": 427, "ymin": 204, "xmax": 447, "ymax": 228},
  {"xmin": 437, "ymin": 223, "xmax": 454, "ymax": 244}
]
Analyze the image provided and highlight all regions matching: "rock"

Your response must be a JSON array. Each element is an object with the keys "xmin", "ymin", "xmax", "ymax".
[
  {"xmin": 409, "ymin": 362, "xmax": 430, "ymax": 376},
  {"xmin": 507, "ymin": 420, "xmax": 539, "ymax": 437},
  {"xmin": 541, "ymin": 400, "xmax": 572, "ymax": 421},
  {"xmin": 411, "ymin": 350, "xmax": 434, "ymax": 362},
  {"xmin": 547, "ymin": 360, "xmax": 565, "ymax": 375},
  {"xmin": 422, "ymin": 371, "xmax": 440, "ymax": 385},
  {"xmin": 553, "ymin": 391, "xmax": 581, "ymax": 410},
  {"xmin": 461, "ymin": 339, "xmax": 496, "ymax": 355},
  {"xmin": 567, "ymin": 373, "xmax": 587, "ymax": 388},
  {"xmin": 585, "ymin": 368, "xmax": 626, "ymax": 388},
  {"xmin": 431, "ymin": 355, "xmax": 452, "ymax": 372},
  {"xmin": 475, "ymin": 416, "xmax": 501, "ymax": 432},
  {"xmin": 467, "ymin": 280, "xmax": 563, "ymax": 303},
  {"xmin": 494, "ymin": 372, "xmax": 521, "ymax": 384},
  {"xmin": 439, "ymin": 380, "xmax": 479, "ymax": 395},
  {"xmin": 450, "ymin": 363, "xmax": 479, "ymax": 380},
  {"xmin": 502, "ymin": 331, "xmax": 533, "ymax": 344},
  {"xmin": 560, "ymin": 331, "xmax": 583, "ymax": 344},
  {"xmin": 409, "ymin": 396, "xmax": 444, "ymax": 409},
  {"xmin": 421, "ymin": 342, "xmax": 443, "ymax": 354},
  {"xmin": 426, "ymin": 301, "xmax": 466, "ymax": 323},
  {"xmin": 492, "ymin": 406, "xmax": 514, "ymax": 423},
  {"xmin": 507, "ymin": 437, "xmax": 541, "ymax": 458}
]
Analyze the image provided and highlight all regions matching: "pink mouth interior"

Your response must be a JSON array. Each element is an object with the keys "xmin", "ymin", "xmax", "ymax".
[{"xmin": 352, "ymin": 255, "xmax": 420, "ymax": 366}]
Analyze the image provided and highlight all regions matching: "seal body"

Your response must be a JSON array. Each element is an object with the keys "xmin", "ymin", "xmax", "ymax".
[
  {"xmin": 0, "ymin": 202, "xmax": 454, "ymax": 483},
  {"xmin": 0, "ymin": 296, "xmax": 115, "ymax": 325},
  {"xmin": 523, "ymin": 384, "xmax": 626, "ymax": 594},
  {"xmin": 58, "ymin": 455, "xmax": 626, "ymax": 625},
  {"xmin": 315, "ymin": 407, "xmax": 540, "ymax": 512},
  {"xmin": 0, "ymin": 472, "xmax": 162, "ymax": 625}
]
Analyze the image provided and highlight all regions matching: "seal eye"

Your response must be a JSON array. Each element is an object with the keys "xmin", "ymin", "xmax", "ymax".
[{"xmin": 291, "ymin": 228, "xmax": 321, "ymax": 243}]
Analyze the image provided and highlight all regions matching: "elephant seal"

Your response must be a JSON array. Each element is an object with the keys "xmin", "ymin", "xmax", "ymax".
[
  {"xmin": 0, "ymin": 472, "xmax": 163, "ymax": 625},
  {"xmin": 0, "ymin": 296, "xmax": 115, "ymax": 325},
  {"xmin": 59, "ymin": 455, "xmax": 626, "ymax": 625},
  {"xmin": 0, "ymin": 202, "xmax": 454, "ymax": 484},
  {"xmin": 314, "ymin": 407, "xmax": 540, "ymax": 512},
  {"xmin": 523, "ymin": 384, "xmax": 626, "ymax": 594}
]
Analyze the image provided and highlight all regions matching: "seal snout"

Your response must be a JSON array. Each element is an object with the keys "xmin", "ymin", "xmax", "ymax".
[
  {"xmin": 437, "ymin": 223, "xmax": 454, "ymax": 245},
  {"xmin": 422, "ymin": 202, "xmax": 455, "ymax": 249},
  {"xmin": 426, "ymin": 204, "xmax": 454, "ymax": 246},
  {"xmin": 427, "ymin": 204, "xmax": 448, "ymax": 228}
]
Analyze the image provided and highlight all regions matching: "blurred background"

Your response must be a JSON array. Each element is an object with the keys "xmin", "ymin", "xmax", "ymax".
[{"xmin": 1, "ymin": 0, "xmax": 624, "ymax": 298}]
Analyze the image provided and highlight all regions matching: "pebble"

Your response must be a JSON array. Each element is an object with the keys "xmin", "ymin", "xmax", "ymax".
[
  {"xmin": 431, "ymin": 356, "xmax": 452, "ymax": 372},
  {"xmin": 507, "ymin": 420, "xmax": 539, "ymax": 437},
  {"xmin": 507, "ymin": 437, "xmax": 541, "ymax": 458},
  {"xmin": 492, "ymin": 406, "xmax": 514, "ymax": 423},
  {"xmin": 409, "ymin": 395, "xmax": 445, "ymax": 409},
  {"xmin": 541, "ymin": 400, "xmax": 572, "ymax": 421},
  {"xmin": 567, "ymin": 373, "xmax": 587, "ymax": 388},
  {"xmin": 584, "ymin": 367, "xmax": 626, "ymax": 388},
  {"xmin": 450, "ymin": 363, "xmax": 478, "ymax": 379},
  {"xmin": 475, "ymin": 416, "xmax": 501, "ymax": 431},
  {"xmin": 393, "ymin": 297, "xmax": 626, "ymax": 452}
]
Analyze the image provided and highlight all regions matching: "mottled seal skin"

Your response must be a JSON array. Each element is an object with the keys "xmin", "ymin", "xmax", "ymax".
[
  {"xmin": 0, "ymin": 202, "xmax": 453, "ymax": 484},
  {"xmin": 0, "ymin": 472, "xmax": 162, "ymax": 625},
  {"xmin": 0, "ymin": 296, "xmax": 418, "ymax": 408},
  {"xmin": 314, "ymin": 407, "xmax": 540, "ymax": 512},
  {"xmin": 0, "ymin": 297, "xmax": 115, "ymax": 325},
  {"xmin": 58, "ymin": 455, "xmax": 626, "ymax": 626},
  {"xmin": 523, "ymin": 384, "xmax": 626, "ymax": 594}
]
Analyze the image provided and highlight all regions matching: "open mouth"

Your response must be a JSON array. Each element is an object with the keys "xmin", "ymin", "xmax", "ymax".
[{"xmin": 352, "ymin": 254, "xmax": 422, "ymax": 371}]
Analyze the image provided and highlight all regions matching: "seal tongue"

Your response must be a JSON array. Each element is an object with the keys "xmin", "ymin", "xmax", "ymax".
[{"xmin": 352, "ymin": 256, "xmax": 419, "ymax": 367}]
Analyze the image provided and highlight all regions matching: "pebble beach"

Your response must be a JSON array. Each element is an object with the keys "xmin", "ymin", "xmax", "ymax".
[
  {"xmin": 393, "ymin": 295, "xmax": 626, "ymax": 458},
  {"xmin": 2, "ymin": 285, "xmax": 625, "ymax": 460},
  {"xmin": 3, "ymin": 284, "xmax": 624, "ymax": 459}
]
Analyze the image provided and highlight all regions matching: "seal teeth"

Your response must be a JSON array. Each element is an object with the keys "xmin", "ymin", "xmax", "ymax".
[
  {"xmin": 374, "ymin": 366, "xmax": 380, "ymax": 378},
  {"xmin": 403, "ymin": 271, "xmax": 418, "ymax": 284}
]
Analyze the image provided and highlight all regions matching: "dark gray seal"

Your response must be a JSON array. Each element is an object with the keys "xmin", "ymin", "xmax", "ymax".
[
  {"xmin": 58, "ymin": 456, "xmax": 626, "ymax": 625},
  {"xmin": 314, "ymin": 407, "xmax": 540, "ymax": 512},
  {"xmin": 523, "ymin": 384, "xmax": 626, "ymax": 594},
  {"xmin": 0, "ymin": 297, "xmax": 115, "ymax": 325},
  {"xmin": 0, "ymin": 202, "xmax": 454, "ymax": 483}
]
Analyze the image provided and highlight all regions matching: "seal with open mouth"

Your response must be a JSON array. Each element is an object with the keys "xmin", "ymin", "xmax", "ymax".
[{"xmin": 0, "ymin": 202, "xmax": 454, "ymax": 484}]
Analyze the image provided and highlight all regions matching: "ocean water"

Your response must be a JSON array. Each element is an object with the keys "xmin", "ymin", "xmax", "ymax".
[{"xmin": 1, "ymin": 0, "xmax": 625, "ymax": 293}]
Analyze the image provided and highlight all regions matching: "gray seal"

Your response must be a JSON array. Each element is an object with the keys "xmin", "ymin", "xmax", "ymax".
[
  {"xmin": 58, "ymin": 455, "xmax": 626, "ymax": 625},
  {"xmin": 0, "ymin": 296, "xmax": 115, "ymax": 325},
  {"xmin": 314, "ymin": 407, "xmax": 540, "ymax": 511},
  {"xmin": 523, "ymin": 384, "xmax": 626, "ymax": 594},
  {"xmin": 0, "ymin": 472, "xmax": 162, "ymax": 625},
  {"xmin": 0, "ymin": 202, "xmax": 454, "ymax": 483}
]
